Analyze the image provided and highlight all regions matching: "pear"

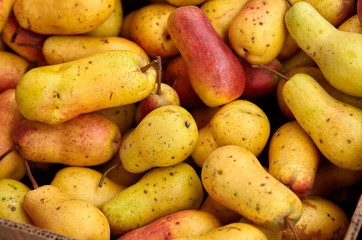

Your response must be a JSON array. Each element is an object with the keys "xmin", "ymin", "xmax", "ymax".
[
  {"xmin": 102, "ymin": 162, "xmax": 204, "ymax": 236},
  {"xmin": 23, "ymin": 185, "xmax": 110, "ymax": 240},
  {"xmin": 50, "ymin": 166, "xmax": 126, "ymax": 209},
  {"xmin": 285, "ymin": 1, "xmax": 362, "ymax": 97},
  {"xmin": 15, "ymin": 50, "xmax": 156, "ymax": 125},
  {"xmin": 0, "ymin": 179, "xmax": 33, "ymax": 225},
  {"xmin": 282, "ymin": 73, "xmax": 362, "ymax": 170}
]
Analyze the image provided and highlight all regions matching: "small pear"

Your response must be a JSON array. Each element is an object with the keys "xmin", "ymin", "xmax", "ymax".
[
  {"xmin": 285, "ymin": 1, "xmax": 362, "ymax": 97},
  {"xmin": 50, "ymin": 166, "xmax": 125, "ymax": 209},
  {"xmin": 283, "ymin": 73, "xmax": 362, "ymax": 170},
  {"xmin": 0, "ymin": 179, "xmax": 33, "ymax": 225},
  {"xmin": 23, "ymin": 185, "xmax": 111, "ymax": 240}
]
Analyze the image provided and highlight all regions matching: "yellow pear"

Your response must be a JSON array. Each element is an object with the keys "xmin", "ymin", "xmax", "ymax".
[
  {"xmin": 50, "ymin": 167, "xmax": 126, "ymax": 209},
  {"xmin": 23, "ymin": 185, "xmax": 111, "ymax": 240},
  {"xmin": 283, "ymin": 73, "xmax": 362, "ymax": 170},
  {"xmin": 228, "ymin": 0, "xmax": 289, "ymax": 64}
]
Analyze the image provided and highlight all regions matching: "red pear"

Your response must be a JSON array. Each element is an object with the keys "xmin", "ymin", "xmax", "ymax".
[
  {"xmin": 165, "ymin": 55, "xmax": 205, "ymax": 108},
  {"xmin": 239, "ymin": 58, "xmax": 282, "ymax": 99},
  {"xmin": 167, "ymin": 6, "xmax": 245, "ymax": 107}
]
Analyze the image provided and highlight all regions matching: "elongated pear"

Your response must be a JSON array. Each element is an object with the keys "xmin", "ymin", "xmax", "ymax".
[
  {"xmin": 15, "ymin": 50, "xmax": 156, "ymax": 125},
  {"xmin": 285, "ymin": 1, "xmax": 362, "ymax": 97},
  {"xmin": 283, "ymin": 73, "xmax": 362, "ymax": 171}
]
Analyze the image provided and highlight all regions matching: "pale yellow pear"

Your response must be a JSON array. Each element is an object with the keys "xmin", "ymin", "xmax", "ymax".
[
  {"xmin": 50, "ymin": 167, "xmax": 125, "ymax": 209},
  {"xmin": 228, "ymin": 0, "xmax": 289, "ymax": 64},
  {"xmin": 285, "ymin": 1, "xmax": 362, "ymax": 97},
  {"xmin": 23, "ymin": 185, "xmax": 111, "ymax": 240},
  {"xmin": 200, "ymin": 0, "xmax": 249, "ymax": 43},
  {"xmin": 283, "ymin": 73, "xmax": 362, "ymax": 170},
  {"xmin": 0, "ymin": 179, "xmax": 33, "ymax": 225}
]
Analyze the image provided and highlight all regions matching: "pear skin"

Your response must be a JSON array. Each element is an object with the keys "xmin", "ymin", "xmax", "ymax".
[
  {"xmin": 12, "ymin": 112, "xmax": 121, "ymax": 166},
  {"xmin": 15, "ymin": 50, "xmax": 156, "ymax": 125},
  {"xmin": 117, "ymin": 209, "xmax": 221, "ymax": 240},
  {"xmin": 0, "ymin": 89, "xmax": 25, "ymax": 180},
  {"xmin": 228, "ymin": 0, "xmax": 290, "ymax": 65},
  {"xmin": 23, "ymin": 185, "xmax": 111, "ymax": 240},
  {"xmin": 285, "ymin": 1, "xmax": 362, "ymax": 97},
  {"xmin": 201, "ymin": 145, "xmax": 303, "ymax": 230},
  {"xmin": 102, "ymin": 162, "xmax": 204, "ymax": 236},
  {"xmin": 172, "ymin": 222, "xmax": 268, "ymax": 240},
  {"xmin": 283, "ymin": 73, "xmax": 362, "ymax": 170},
  {"xmin": 167, "ymin": 6, "xmax": 245, "ymax": 107},
  {"xmin": 268, "ymin": 120, "xmax": 322, "ymax": 199},
  {"xmin": 50, "ymin": 167, "xmax": 125, "ymax": 209},
  {"xmin": 0, "ymin": 179, "xmax": 33, "ymax": 225},
  {"xmin": 119, "ymin": 105, "xmax": 198, "ymax": 173}
]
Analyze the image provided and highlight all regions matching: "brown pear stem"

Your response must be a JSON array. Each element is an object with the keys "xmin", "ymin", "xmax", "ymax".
[
  {"xmin": 156, "ymin": 56, "xmax": 162, "ymax": 95},
  {"xmin": 98, "ymin": 161, "xmax": 122, "ymax": 188},
  {"xmin": 16, "ymin": 43, "xmax": 42, "ymax": 49},
  {"xmin": 11, "ymin": 26, "xmax": 22, "ymax": 43},
  {"xmin": 0, "ymin": 144, "xmax": 20, "ymax": 161},
  {"xmin": 285, "ymin": 0, "xmax": 295, "ymax": 7},
  {"xmin": 140, "ymin": 58, "xmax": 158, "ymax": 73},
  {"xmin": 251, "ymin": 64, "xmax": 290, "ymax": 81},
  {"xmin": 24, "ymin": 160, "xmax": 39, "ymax": 189},
  {"xmin": 285, "ymin": 216, "xmax": 300, "ymax": 240}
]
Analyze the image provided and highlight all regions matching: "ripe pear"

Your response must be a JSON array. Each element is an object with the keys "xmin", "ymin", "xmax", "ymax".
[
  {"xmin": 280, "ymin": 196, "xmax": 349, "ymax": 240},
  {"xmin": 50, "ymin": 167, "xmax": 125, "ymax": 209},
  {"xmin": 86, "ymin": 0, "xmax": 123, "ymax": 37},
  {"xmin": 201, "ymin": 145, "xmax": 303, "ymax": 230},
  {"xmin": 191, "ymin": 99, "xmax": 270, "ymax": 167},
  {"xmin": 268, "ymin": 120, "xmax": 322, "ymax": 199},
  {"xmin": 0, "ymin": 179, "xmax": 33, "ymax": 225},
  {"xmin": 285, "ymin": 1, "xmax": 362, "ymax": 97},
  {"xmin": 338, "ymin": 14, "xmax": 362, "ymax": 34},
  {"xmin": 167, "ymin": 5, "xmax": 246, "ymax": 107},
  {"xmin": 119, "ymin": 105, "xmax": 198, "ymax": 173},
  {"xmin": 23, "ymin": 185, "xmax": 111, "ymax": 240},
  {"xmin": 102, "ymin": 162, "xmax": 204, "ymax": 236},
  {"xmin": 173, "ymin": 222, "xmax": 268, "ymax": 240},
  {"xmin": 282, "ymin": 73, "xmax": 362, "ymax": 170},
  {"xmin": 117, "ymin": 209, "xmax": 221, "ymax": 240},
  {"xmin": 0, "ymin": 89, "xmax": 25, "ymax": 180},
  {"xmin": 12, "ymin": 112, "xmax": 121, "ymax": 166},
  {"xmin": 228, "ymin": 0, "xmax": 290, "ymax": 65},
  {"xmin": 15, "ymin": 50, "xmax": 156, "ymax": 125},
  {"xmin": 13, "ymin": 0, "xmax": 115, "ymax": 35},
  {"xmin": 200, "ymin": 0, "xmax": 249, "ymax": 43}
]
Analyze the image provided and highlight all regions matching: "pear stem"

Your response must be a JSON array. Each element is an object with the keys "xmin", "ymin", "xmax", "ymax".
[
  {"xmin": 285, "ymin": 216, "xmax": 300, "ymax": 240},
  {"xmin": 251, "ymin": 64, "xmax": 290, "ymax": 81},
  {"xmin": 16, "ymin": 43, "xmax": 42, "ymax": 49},
  {"xmin": 11, "ymin": 26, "xmax": 22, "ymax": 43},
  {"xmin": 156, "ymin": 56, "xmax": 162, "ymax": 95},
  {"xmin": 0, "ymin": 144, "xmax": 20, "ymax": 161},
  {"xmin": 24, "ymin": 160, "xmax": 39, "ymax": 189},
  {"xmin": 285, "ymin": 0, "xmax": 295, "ymax": 7},
  {"xmin": 140, "ymin": 58, "xmax": 158, "ymax": 73},
  {"xmin": 98, "ymin": 161, "xmax": 122, "ymax": 188}
]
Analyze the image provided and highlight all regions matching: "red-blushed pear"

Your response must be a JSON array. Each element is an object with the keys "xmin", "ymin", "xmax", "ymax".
[
  {"xmin": 134, "ymin": 56, "xmax": 181, "ymax": 124},
  {"xmin": 239, "ymin": 58, "xmax": 282, "ymax": 99},
  {"xmin": 164, "ymin": 55, "xmax": 205, "ymax": 108},
  {"xmin": 1, "ymin": 16, "xmax": 47, "ymax": 66},
  {"xmin": 167, "ymin": 6, "xmax": 245, "ymax": 108}
]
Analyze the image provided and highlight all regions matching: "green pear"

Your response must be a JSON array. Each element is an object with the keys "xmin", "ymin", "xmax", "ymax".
[
  {"xmin": 15, "ymin": 50, "xmax": 156, "ymax": 125},
  {"xmin": 282, "ymin": 73, "xmax": 362, "ymax": 170},
  {"xmin": 119, "ymin": 105, "xmax": 198, "ymax": 173},
  {"xmin": 0, "ymin": 179, "xmax": 33, "ymax": 225},
  {"xmin": 23, "ymin": 185, "xmax": 110, "ymax": 240},
  {"xmin": 50, "ymin": 166, "xmax": 126, "ymax": 209},
  {"xmin": 285, "ymin": 1, "xmax": 362, "ymax": 97},
  {"xmin": 101, "ymin": 162, "xmax": 204, "ymax": 237}
]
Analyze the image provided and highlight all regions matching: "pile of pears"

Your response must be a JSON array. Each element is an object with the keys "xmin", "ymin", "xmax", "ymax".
[{"xmin": 1, "ymin": 0, "xmax": 361, "ymax": 240}]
